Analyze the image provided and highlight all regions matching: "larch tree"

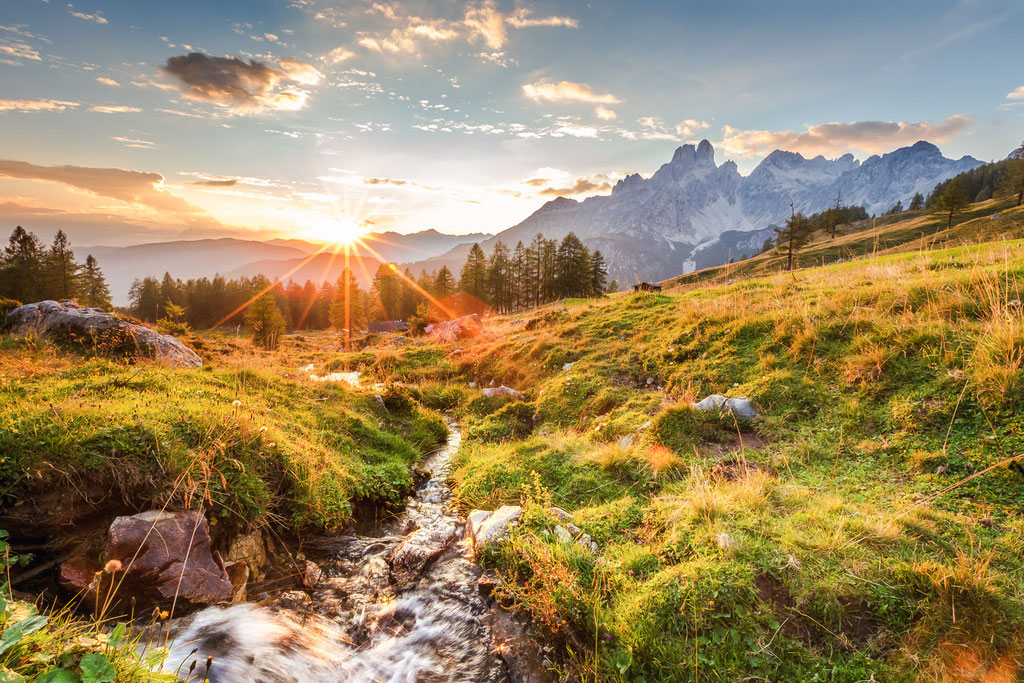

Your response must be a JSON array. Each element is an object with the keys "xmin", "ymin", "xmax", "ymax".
[{"xmin": 934, "ymin": 176, "xmax": 970, "ymax": 229}]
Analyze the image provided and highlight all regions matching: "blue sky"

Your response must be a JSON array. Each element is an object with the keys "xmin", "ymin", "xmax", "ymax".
[{"xmin": 0, "ymin": 0, "xmax": 1021, "ymax": 246}]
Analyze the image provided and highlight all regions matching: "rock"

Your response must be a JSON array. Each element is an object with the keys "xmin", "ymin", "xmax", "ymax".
[
  {"xmin": 639, "ymin": 420, "xmax": 652, "ymax": 431},
  {"xmin": 693, "ymin": 394, "xmax": 760, "ymax": 419},
  {"xmin": 224, "ymin": 530, "xmax": 267, "ymax": 577},
  {"xmin": 224, "ymin": 561, "xmax": 249, "ymax": 603},
  {"xmin": 59, "ymin": 555, "xmax": 101, "ymax": 599},
  {"xmin": 482, "ymin": 386, "xmax": 523, "ymax": 400},
  {"xmin": 561, "ymin": 362, "xmax": 575, "ymax": 371},
  {"xmin": 575, "ymin": 533, "xmax": 594, "ymax": 551},
  {"xmin": 4, "ymin": 300, "xmax": 201, "ymax": 368},
  {"xmin": 103, "ymin": 510, "xmax": 233, "ymax": 606},
  {"xmin": 617, "ymin": 434, "xmax": 634, "ymax": 449},
  {"xmin": 424, "ymin": 314, "xmax": 484, "ymax": 342},
  {"xmin": 302, "ymin": 560, "xmax": 323, "ymax": 589},
  {"xmin": 547, "ymin": 507, "xmax": 573, "ymax": 523},
  {"xmin": 554, "ymin": 525, "xmax": 572, "ymax": 544},
  {"xmin": 276, "ymin": 590, "xmax": 312, "ymax": 610},
  {"xmin": 468, "ymin": 506, "xmax": 521, "ymax": 549},
  {"xmin": 565, "ymin": 523, "xmax": 581, "ymax": 537},
  {"xmin": 389, "ymin": 523, "xmax": 458, "ymax": 580},
  {"xmin": 372, "ymin": 394, "xmax": 387, "ymax": 411}
]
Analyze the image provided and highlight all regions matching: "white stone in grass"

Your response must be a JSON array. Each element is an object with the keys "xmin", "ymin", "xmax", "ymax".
[
  {"xmin": 467, "ymin": 506, "xmax": 521, "ymax": 549},
  {"xmin": 554, "ymin": 525, "xmax": 572, "ymax": 544},
  {"xmin": 693, "ymin": 394, "xmax": 760, "ymax": 419}
]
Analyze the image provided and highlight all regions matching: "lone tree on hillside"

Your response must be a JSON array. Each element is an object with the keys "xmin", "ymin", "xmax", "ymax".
[
  {"xmin": 1000, "ymin": 141, "xmax": 1024, "ymax": 207},
  {"xmin": 934, "ymin": 176, "xmax": 970, "ymax": 229},
  {"xmin": 774, "ymin": 205, "xmax": 812, "ymax": 271}
]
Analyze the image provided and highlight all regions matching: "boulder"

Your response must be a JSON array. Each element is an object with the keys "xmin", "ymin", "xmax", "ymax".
[
  {"xmin": 389, "ymin": 523, "xmax": 458, "ymax": 581},
  {"xmin": 224, "ymin": 561, "xmax": 249, "ymax": 604},
  {"xmin": 424, "ymin": 313, "xmax": 484, "ymax": 342},
  {"xmin": 547, "ymin": 506, "xmax": 573, "ymax": 523},
  {"xmin": 224, "ymin": 529, "xmax": 267, "ymax": 577},
  {"xmin": 554, "ymin": 525, "xmax": 573, "ymax": 544},
  {"xmin": 102, "ymin": 510, "xmax": 233, "ymax": 606},
  {"xmin": 4, "ymin": 300, "xmax": 201, "ymax": 368},
  {"xmin": 482, "ymin": 386, "xmax": 523, "ymax": 400},
  {"xmin": 693, "ymin": 394, "xmax": 760, "ymax": 419},
  {"xmin": 467, "ymin": 505, "xmax": 521, "ymax": 549},
  {"xmin": 59, "ymin": 555, "xmax": 101, "ymax": 600},
  {"xmin": 302, "ymin": 560, "xmax": 323, "ymax": 589}
]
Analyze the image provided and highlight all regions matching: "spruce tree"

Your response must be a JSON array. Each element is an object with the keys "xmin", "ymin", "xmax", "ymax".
[
  {"xmin": 487, "ymin": 241, "xmax": 511, "ymax": 312},
  {"xmin": 459, "ymin": 243, "xmax": 489, "ymax": 301},
  {"xmin": 909, "ymin": 192, "xmax": 925, "ymax": 210},
  {"xmin": 934, "ymin": 177, "xmax": 970, "ymax": 229},
  {"xmin": 1000, "ymin": 141, "xmax": 1024, "ymax": 207},
  {"xmin": 1, "ymin": 226, "xmax": 45, "ymax": 303},
  {"xmin": 245, "ymin": 285, "xmax": 286, "ymax": 350},
  {"xmin": 80, "ymin": 255, "xmax": 112, "ymax": 309},
  {"xmin": 46, "ymin": 230, "xmax": 78, "ymax": 300},
  {"xmin": 129, "ymin": 276, "xmax": 161, "ymax": 321},
  {"xmin": 434, "ymin": 266, "xmax": 455, "ymax": 300},
  {"xmin": 370, "ymin": 263, "xmax": 404, "ymax": 320},
  {"xmin": 329, "ymin": 268, "xmax": 365, "ymax": 332},
  {"xmin": 589, "ymin": 250, "xmax": 608, "ymax": 296}
]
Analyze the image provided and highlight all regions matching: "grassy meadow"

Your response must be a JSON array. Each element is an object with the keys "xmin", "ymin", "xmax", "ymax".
[{"xmin": 2, "ymin": 200, "xmax": 1024, "ymax": 680}]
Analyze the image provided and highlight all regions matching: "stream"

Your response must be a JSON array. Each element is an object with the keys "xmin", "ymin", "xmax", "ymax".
[{"xmin": 156, "ymin": 420, "xmax": 545, "ymax": 682}]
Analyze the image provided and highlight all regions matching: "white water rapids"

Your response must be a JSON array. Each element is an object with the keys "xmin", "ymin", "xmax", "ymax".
[{"xmin": 154, "ymin": 422, "xmax": 544, "ymax": 682}]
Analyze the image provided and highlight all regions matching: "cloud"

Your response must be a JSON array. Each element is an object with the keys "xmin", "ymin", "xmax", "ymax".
[
  {"xmin": 676, "ymin": 119, "xmax": 709, "ymax": 137},
  {"xmin": 161, "ymin": 52, "xmax": 319, "ymax": 113},
  {"xmin": 537, "ymin": 176, "xmax": 611, "ymax": 197},
  {"xmin": 522, "ymin": 80, "xmax": 621, "ymax": 105},
  {"xmin": 506, "ymin": 7, "xmax": 578, "ymax": 29},
  {"xmin": 0, "ymin": 37, "xmax": 41, "ymax": 63},
  {"xmin": 95, "ymin": 77, "xmax": 120, "ymax": 86},
  {"xmin": 68, "ymin": 9, "xmax": 107, "ymax": 24},
  {"xmin": 595, "ymin": 106, "xmax": 617, "ymax": 120},
  {"xmin": 111, "ymin": 136, "xmax": 159, "ymax": 149},
  {"xmin": 188, "ymin": 178, "xmax": 237, "ymax": 187},
  {"xmin": 552, "ymin": 123, "xmax": 600, "ymax": 138},
  {"xmin": 90, "ymin": 105, "xmax": 141, "ymax": 114},
  {"xmin": 0, "ymin": 98, "xmax": 79, "ymax": 112},
  {"xmin": 1007, "ymin": 86, "xmax": 1024, "ymax": 100},
  {"xmin": 358, "ymin": 23, "xmax": 459, "ymax": 53},
  {"xmin": 324, "ymin": 46, "xmax": 355, "ymax": 64},
  {"xmin": 0, "ymin": 159, "xmax": 216, "ymax": 226},
  {"xmin": 717, "ymin": 115, "xmax": 972, "ymax": 157}
]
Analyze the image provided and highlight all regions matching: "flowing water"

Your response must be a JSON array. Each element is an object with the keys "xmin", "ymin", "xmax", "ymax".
[{"xmin": 156, "ymin": 421, "xmax": 545, "ymax": 682}]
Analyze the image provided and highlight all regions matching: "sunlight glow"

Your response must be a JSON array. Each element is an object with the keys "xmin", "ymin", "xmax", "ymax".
[{"xmin": 303, "ymin": 214, "xmax": 366, "ymax": 246}]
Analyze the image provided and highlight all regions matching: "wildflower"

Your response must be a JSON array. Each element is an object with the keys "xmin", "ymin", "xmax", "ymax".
[
  {"xmin": 103, "ymin": 559, "xmax": 122, "ymax": 573},
  {"xmin": 232, "ymin": 400, "xmax": 242, "ymax": 408},
  {"xmin": 627, "ymin": 569, "xmax": 633, "ymax": 575}
]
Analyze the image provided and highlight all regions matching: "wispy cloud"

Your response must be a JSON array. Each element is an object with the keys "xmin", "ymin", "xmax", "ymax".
[
  {"xmin": 1007, "ymin": 86, "xmax": 1024, "ymax": 101},
  {"xmin": 67, "ymin": 8, "xmax": 108, "ymax": 24},
  {"xmin": 522, "ymin": 80, "xmax": 621, "ymax": 105},
  {"xmin": 717, "ymin": 115, "xmax": 972, "ymax": 157},
  {"xmin": 95, "ymin": 77, "xmax": 120, "ymax": 86},
  {"xmin": 111, "ymin": 136, "xmax": 159, "ymax": 148},
  {"xmin": 90, "ymin": 105, "xmax": 141, "ymax": 114},
  {"xmin": 0, "ymin": 98, "xmax": 79, "ymax": 112}
]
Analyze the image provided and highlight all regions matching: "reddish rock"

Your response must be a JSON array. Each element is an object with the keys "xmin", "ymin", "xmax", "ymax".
[
  {"xmin": 224, "ymin": 561, "xmax": 249, "ymax": 604},
  {"xmin": 103, "ymin": 510, "xmax": 233, "ymax": 606},
  {"xmin": 59, "ymin": 555, "xmax": 101, "ymax": 598},
  {"xmin": 424, "ymin": 314, "xmax": 484, "ymax": 342}
]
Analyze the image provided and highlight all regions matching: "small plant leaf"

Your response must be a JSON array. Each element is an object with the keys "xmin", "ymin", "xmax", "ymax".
[{"xmin": 79, "ymin": 654, "xmax": 116, "ymax": 683}]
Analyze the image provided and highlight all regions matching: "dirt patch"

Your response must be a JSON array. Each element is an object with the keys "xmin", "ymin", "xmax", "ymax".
[{"xmin": 710, "ymin": 457, "xmax": 778, "ymax": 481}]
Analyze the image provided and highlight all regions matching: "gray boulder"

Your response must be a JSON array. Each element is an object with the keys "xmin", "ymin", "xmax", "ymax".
[
  {"xmin": 466, "ymin": 505, "xmax": 521, "ymax": 549},
  {"xmin": 482, "ymin": 385, "xmax": 523, "ymax": 400},
  {"xmin": 693, "ymin": 394, "xmax": 759, "ymax": 419},
  {"xmin": 4, "ymin": 300, "xmax": 201, "ymax": 368}
]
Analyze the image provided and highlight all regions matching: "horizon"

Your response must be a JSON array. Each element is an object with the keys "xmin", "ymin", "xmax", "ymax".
[{"xmin": 1, "ymin": 0, "xmax": 1022, "ymax": 247}]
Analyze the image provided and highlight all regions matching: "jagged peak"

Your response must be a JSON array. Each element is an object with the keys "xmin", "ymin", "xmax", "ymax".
[{"xmin": 671, "ymin": 139, "xmax": 715, "ymax": 165}]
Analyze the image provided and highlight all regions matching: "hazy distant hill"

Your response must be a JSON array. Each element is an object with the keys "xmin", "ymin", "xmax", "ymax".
[
  {"xmin": 91, "ymin": 229, "xmax": 488, "ymax": 304},
  {"xmin": 404, "ymin": 140, "xmax": 982, "ymax": 286}
]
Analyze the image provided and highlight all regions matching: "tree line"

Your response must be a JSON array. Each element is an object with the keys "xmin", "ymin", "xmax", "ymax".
[{"xmin": 0, "ymin": 227, "xmax": 111, "ymax": 308}]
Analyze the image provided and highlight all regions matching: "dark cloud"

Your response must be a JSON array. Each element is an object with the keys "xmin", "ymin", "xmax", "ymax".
[
  {"xmin": 162, "ymin": 52, "xmax": 318, "ymax": 112},
  {"xmin": 538, "ymin": 177, "xmax": 611, "ymax": 197}
]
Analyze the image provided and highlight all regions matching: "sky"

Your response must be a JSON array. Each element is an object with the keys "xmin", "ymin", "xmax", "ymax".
[{"xmin": 0, "ymin": 0, "xmax": 1022, "ymax": 247}]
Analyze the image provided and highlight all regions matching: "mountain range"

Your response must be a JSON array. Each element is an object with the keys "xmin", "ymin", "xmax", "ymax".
[
  {"xmin": 403, "ymin": 140, "xmax": 983, "ymax": 285},
  {"xmin": 89, "ymin": 229, "xmax": 487, "ymax": 304}
]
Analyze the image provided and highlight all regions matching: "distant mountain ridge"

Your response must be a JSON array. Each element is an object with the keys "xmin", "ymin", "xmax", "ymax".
[
  {"xmin": 90, "ymin": 229, "xmax": 487, "ymax": 304},
  {"xmin": 404, "ymin": 140, "xmax": 982, "ymax": 285}
]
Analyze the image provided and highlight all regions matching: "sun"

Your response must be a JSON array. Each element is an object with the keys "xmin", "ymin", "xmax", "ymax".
[{"xmin": 303, "ymin": 215, "xmax": 365, "ymax": 246}]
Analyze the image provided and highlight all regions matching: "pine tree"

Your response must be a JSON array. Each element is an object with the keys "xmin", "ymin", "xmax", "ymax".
[
  {"xmin": 909, "ymin": 192, "xmax": 925, "ymax": 210},
  {"xmin": 511, "ymin": 241, "xmax": 527, "ymax": 311},
  {"xmin": 526, "ymin": 234, "xmax": 545, "ymax": 307},
  {"xmin": 934, "ymin": 177, "xmax": 970, "ymax": 229},
  {"xmin": 555, "ymin": 233, "xmax": 590, "ymax": 298},
  {"xmin": 606, "ymin": 279, "xmax": 619, "ymax": 294},
  {"xmin": 370, "ymin": 263, "xmax": 404, "ymax": 321},
  {"xmin": 589, "ymin": 250, "xmax": 608, "ymax": 296},
  {"xmin": 434, "ymin": 266, "xmax": 455, "ymax": 300},
  {"xmin": 459, "ymin": 243, "xmax": 489, "ymax": 301},
  {"xmin": 129, "ymin": 276, "xmax": 161, "ymax": 321},
  {"xmin": 46, "ymin": 230, "xmax": 78, "ymax": 300},
  {"xmin": 1, "ymin": 226, "xmax": 45, "ymax": 303},
  {"xmin": 487, "ymin": 241, "xmax": 511, "ymax": 312},
  {"xmin": 1000, "ymin": 141, "xmax": 1024, "ymax": 207},
  {"xmin": 774, "ymin": 207, "xmax": 812, "ymax": 271},
  {"xmin": 329, "ymin": 268, "xmax": 365, "ymax": 333},
  {"xmin": 80, "ymin": 255, "xmax": 112, "ymax": 309},
  {"xmin": 246, "ymin": 292, "xmax": 286, "ymax": 350}
]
